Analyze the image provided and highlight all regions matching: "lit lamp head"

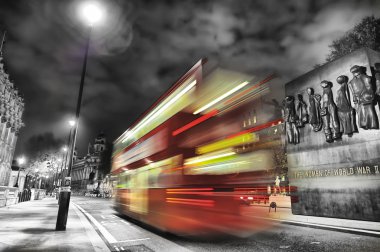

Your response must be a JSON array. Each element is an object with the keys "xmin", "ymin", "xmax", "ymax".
[
  {"xmin": 17, "ymin": 156, "xmax": 26, "ymax": 165},
  {"xmin": 68, "ymin": 120, "xmax": 76, "ymax": 127},
  {"xmin": 62, "ymin": 146, "xmax": 68, "ymax": 152},
  {"xmin": 79, "ymin": 1, "xmax": 104, "ymax": 26}
]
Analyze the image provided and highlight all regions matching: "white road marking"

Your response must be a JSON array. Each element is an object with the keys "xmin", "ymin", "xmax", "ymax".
[
  {"xmin": 114, "ymin": 246, "xmax": 120, "ymax": 251},
  {"xmin": 120, "ymin": 220, "xmax": 131, "ymax": 225},
  {"xmin": 111, "ymin": 238, "xmax": 151, "ymax": 243},
  {"xmin": 310, "ymin": 242, "xmax": 320, "ymax": 244},
  {"xmin": 73, "ymin": 203, "xmax": 117, "ymax": 243},
  {"xmin": 71, "ymin": 204, "xmax": 110, "ymax": 252},
  {"xmin": 120, "ymin": 247, "xmax": 124, "ymax": 250},
  {"xmin": 101, "ymin": 215, "xmax": 105, "ymax": 219}
]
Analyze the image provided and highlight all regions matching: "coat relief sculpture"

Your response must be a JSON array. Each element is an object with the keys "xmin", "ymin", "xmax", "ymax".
[
  {"xmin": 307, "ymin": 88, "xmax": 322, "ymax": 132},
  {"xmin": 320, "ymin": 81, "xmax": 341, "ymax": 143},
  {"xmin": 348, "ymin": 65, "xmax": 378, "ymax": 130},
  {"xmin": 284, "ymin": 63, "xmax": 380, "ymax": 144},
  {"xmin": 336, "ymin": 75, "xmax": 358, "ymax": 136},
  {"xmin": 295, "ymin": 94, "xmax": 308, "ymax": 127},
  {"xmin": 374, "ymin": 63, "xmax": 380, "ymax": 96},
  {"xmin": 282, "ymin": 96, "xmax": 299, "ymax": 144}
]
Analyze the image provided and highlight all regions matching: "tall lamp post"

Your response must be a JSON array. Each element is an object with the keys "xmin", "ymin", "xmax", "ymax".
[
  {"xmin": 64, "ymin": 120, "xmax": 76, "ymax": 173},
  {"xmin": 58, "ymin": 146, "xmax": 68, "ymax": 187},
  {"xmin": 14, "ymin": 156, "xmax": 26, "ymax": 188},
  {"xmin": 56, "ymin": 1, "xmax": 104, "ymax": 231}
]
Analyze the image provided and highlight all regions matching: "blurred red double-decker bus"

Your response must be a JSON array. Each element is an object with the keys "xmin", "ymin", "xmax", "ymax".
[{"xmin": 112, "ymin": 59, "xmax": 286, "ymax": 237}]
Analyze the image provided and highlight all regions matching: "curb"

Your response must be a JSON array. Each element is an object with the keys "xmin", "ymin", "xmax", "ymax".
[
  {"xmin": 266, "ymin": 217, "xmax": 380, "ymax": 237},
  {"xmin": 72, "ymin": 202, "xmax": 111, "ymax": 251}
]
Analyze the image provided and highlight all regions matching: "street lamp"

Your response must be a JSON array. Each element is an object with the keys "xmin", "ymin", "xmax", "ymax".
[
  {"xmin": 14, "ymin": 156, "xmax": 26, "ymax": 188},
  {"xmin": 56, "ymin": 1, "xmax": 105, "ymax": 231},
  {"xmin": 68, "ymin": 120, "xmax": 76, "ymax": 127},
  {"xmin": 78, "ymin": 1, "xmax": 104, "ymax": 26}
]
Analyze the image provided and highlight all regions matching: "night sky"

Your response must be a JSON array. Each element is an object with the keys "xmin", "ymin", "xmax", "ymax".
[{"xmin": 0, "ymin": 0, "xmax": 379, "ymax": 159}]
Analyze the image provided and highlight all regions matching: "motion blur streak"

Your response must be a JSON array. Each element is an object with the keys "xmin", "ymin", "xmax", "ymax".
[
  {"xmin": 172, "ymin": 109, "xmax": 219, "ymax": 136},
  {"xmin": 166, "ymin": 198, "xmax": 215, "ymax": 207},
  {"xmin": 166, "ymin": 188, "xmax": 213, "ymax": 191},
  {"xmin": 224, "ymin": 74, "xmax": 276, "ymax": 105},
  {"xmin": 196, "ymin": 133, "xmax": 257, "ymax": 154},
  {"xmin": 193, "ymin": 81, "xmax": 250, "ymax": 115},
  {"xmin": 112, "ymin": 60, "xmax": 291, "ymax": 237},
  {"xmin": 228, "ymin": 118, "xmax": 283, "ymax": 139},
  {"xmin": 121, "ymin": 79, "xmax": 197, "ymax": 143},
  {"xmin": 184, "ymin": 151, "xmax": 236, "ymax": 165}
]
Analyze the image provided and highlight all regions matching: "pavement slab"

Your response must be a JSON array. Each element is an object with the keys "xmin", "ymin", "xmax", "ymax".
[{"xmin": 0, "ymin": 197, "xmax": 109, "ymax": 252}]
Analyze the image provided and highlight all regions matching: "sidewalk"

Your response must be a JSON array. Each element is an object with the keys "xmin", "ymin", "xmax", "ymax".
[
  {"xmin": 249, "ymin": 196, "xmax": 380, "ymax": 236},
  {"xmin": 0, "ymin": 197, "xmax": 109, "ymax": 252},
  {"xmin": 268, "ymin": 207, "xmax": 380, "ymax": 234}
]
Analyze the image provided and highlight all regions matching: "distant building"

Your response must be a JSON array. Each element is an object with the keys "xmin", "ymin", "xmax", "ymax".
[
  {"xmin": 0, "ymin": 55, "xmax": 25, "ymax": 186},
  {"xmin": 71, "ymin": 132, "xmax": 107, "ymax": 193}
]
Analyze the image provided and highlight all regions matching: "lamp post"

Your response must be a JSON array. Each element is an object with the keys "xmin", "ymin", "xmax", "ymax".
[
  {"xmin": 56, "ymin": 1, "xmax": 104, "ymax": 231},
  {"xmin": 58, "ymin": 146, "xmax": 68, "ymax": 187},
  {"xmin": 14, "ymin": 156, "xmax": 25, "ymax": 188},
  {"xmin": 53, "ymin": 159, "xmax": 61, "ymax": 188}
]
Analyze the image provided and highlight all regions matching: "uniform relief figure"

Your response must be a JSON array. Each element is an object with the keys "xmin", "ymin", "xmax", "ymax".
[
  {"xmin": 348, "ymin": 65, "xmax": 378, "ymax": 130},
  {"xmin": 374, "ymin": 63, "xmax": 380, "ymax": 95},
  {"xmin": 336, "ymin": 75, "xmax": 358, "ymax": 136},
  {"xmin": 296, "ymin": 94, "xmax": 308, "ymax": 127},
  {"xmin": 307, "ymin": 88, "xmax": 322, "ymax": 132},
  {"xmin": 282, "ymin": 96, "xmax": 299, "ymax": 144},
  {"xmin": 320, "ymin": 81, "xmax": 340, "ymax": 143},
  {"xmin": 375, "ymin": 63, "xmax": 380, "ymax": 111}
]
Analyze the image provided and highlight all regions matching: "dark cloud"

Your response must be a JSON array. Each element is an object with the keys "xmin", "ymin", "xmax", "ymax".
[
  {"xmin": 24, "ymin": 132, "xmax": 64, "ymax": 158},
  {"xmin": 0, "ymin": 0, "xmax": 379, "ymax": 159}
]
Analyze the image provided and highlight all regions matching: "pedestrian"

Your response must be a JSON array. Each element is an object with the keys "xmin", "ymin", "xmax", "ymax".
[{"xmin": 275, "ymin": 176, "xmax": 280, "ymax": 195}]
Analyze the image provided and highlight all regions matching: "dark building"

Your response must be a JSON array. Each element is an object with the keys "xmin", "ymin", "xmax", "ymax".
[
  {"xmin": 71, "ymin": 132, "xmax": 107, "ymax": 193},
  {"xmin": 0, "ymin": 54, "xmax": 25, "ymax": 186}
]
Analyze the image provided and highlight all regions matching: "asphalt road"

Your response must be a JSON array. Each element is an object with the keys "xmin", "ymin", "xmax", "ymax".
[{"xmin": 71, "ymin": 196, "xmax": 380, "ymax": 252}]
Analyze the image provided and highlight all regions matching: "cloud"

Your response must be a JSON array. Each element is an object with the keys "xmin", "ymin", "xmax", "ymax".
[
  {"xmin": 281, "ymin": 0, "xmax": 380, "ymax": 75},
  {"xmin": 0, "ymin": 0, "xmax": 378, "ymax": 159},
  {"xmin": 24, "ymin": 132, "xmax": 64, "ymax": 158}
]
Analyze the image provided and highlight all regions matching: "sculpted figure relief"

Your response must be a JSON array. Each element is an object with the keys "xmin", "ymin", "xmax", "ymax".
[
  {"xmin": 320, "ymin": 81, "xmax": 340, "ymax": 143},
  {"xmin": 282, "ymin": 96, "xmax": 299, "ymax": 144},
  {"xmin": 374, "ymin": 63, "xmax": 380, "ymax": 95},
  {"xmin": 336, "ymin": 75, "xmax": 358, "ymax": 136},
  {"xmin": 348, "ymin": 65, "xmax": 378, "ymax": 130},
  {"xmin": 307, "ymin": 88, "xmax": 322, "ymax": 132},
  {"xmin": 296, "ymin": 94, "xmax": 308, "ymax": 127}
]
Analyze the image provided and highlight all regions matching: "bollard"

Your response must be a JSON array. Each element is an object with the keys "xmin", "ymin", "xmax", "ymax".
[{"xmin": 56, "ymin": 191, "xmax": 71, "ymax": 230}]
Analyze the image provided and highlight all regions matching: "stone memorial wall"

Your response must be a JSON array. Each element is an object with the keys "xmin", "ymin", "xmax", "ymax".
[{"xmin": 285, "ymin": 48, "xmax": 380, "ymax": 221}]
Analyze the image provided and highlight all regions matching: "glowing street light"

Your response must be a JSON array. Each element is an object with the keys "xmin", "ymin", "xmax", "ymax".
[
  {"xmin": 14, "ymin": 156, "xmax": 26, "ymax": 188},
  {"xmin": 56, "ymin": 1, "xmax": 105, "ymax": 231},
  {"xmin": 68, "ymin": 120, "xmax": 76, "ymax": 127},
  {"xmin": 18, "ymin": 156, "xmax": 25, "ymax": 165},
  {"xmin": 78, "ymin": 1, "xmax": 104, "ymax": 26}
]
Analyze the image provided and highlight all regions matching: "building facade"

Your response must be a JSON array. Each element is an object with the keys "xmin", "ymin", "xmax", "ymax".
[
  {"xmin": 71, "ymin": 132, "xmax": 107, "ymax": 193},
  {"xmin": 0, "ymin": 55, "xmax": 25, "ymax": 186}
]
